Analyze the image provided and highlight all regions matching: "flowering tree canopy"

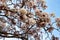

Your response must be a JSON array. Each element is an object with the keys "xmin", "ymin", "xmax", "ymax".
[{"xmin": 0, "ymin": 0, "xmax": 60, "ymax": 40}]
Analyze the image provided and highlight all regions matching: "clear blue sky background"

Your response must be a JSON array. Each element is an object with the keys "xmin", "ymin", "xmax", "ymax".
[
  {"xmin": 45, "ymin": 0, "xmax": 60, "ymax": 40},
  {"xmin": 45, "ymin": 0, "xmax": 60, "ymax": 17},
  {"xmin": 0, "ymin": 0, "xmax": 60, "ymax": 40}
]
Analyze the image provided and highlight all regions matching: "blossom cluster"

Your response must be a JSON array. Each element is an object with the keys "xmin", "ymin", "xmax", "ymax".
[{"xmin": 0, "ymin": 0, "xmax": 60, "ymax": 40}]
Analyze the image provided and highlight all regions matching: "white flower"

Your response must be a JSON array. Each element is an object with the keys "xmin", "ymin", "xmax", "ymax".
[
  {"xmin": 28, "ymin": 18, "xmax": 36, "ymax": 25},
  {"xmin": 34, "ymin": 8, "xmax": 42, "ymax": 17},
  {"xmin": 23, "ymin": 15, "xmax": 28, "ymax": 20},
  {"xmin": 26, "ymin": 1, "xmax": 35, "ymax": 8}
]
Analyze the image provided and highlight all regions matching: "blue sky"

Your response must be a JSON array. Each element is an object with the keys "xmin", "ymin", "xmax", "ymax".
[
  {"xmin": 45, "ymin": 0, "xmax": 60, "ymax": 17},
  {"xmin": 45, "ymin": 0, "xmax": 60, "ymax": 40}
]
